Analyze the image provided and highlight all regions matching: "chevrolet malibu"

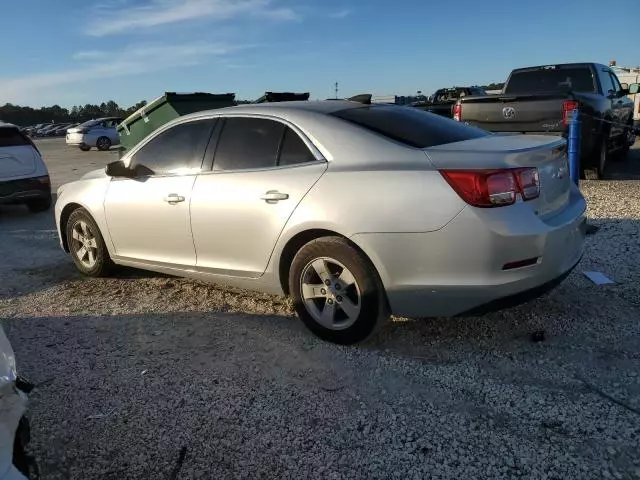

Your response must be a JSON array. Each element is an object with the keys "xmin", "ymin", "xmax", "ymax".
[{"xmin": 55, "ymin": 101, "xmax": 586, "ymax": 344}]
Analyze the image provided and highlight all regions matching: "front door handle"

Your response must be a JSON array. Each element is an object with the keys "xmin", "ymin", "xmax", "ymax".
[
  {"xmin": 164, "ymin": 193, "xmax": 185, "ymax": 204},
  {"xmin": 260, "ymin": 190, "xmax": 289, "ymax": 203}
]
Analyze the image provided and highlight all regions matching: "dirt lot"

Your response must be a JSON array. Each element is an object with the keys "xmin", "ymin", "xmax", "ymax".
[{"xmin": 1, "ymin": 138, "xmax": 640, "ymax": 480}]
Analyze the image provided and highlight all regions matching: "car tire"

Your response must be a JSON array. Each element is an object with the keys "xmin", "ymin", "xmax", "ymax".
[
  {"xmin": 584, "ymin": 138, "xmax": 607, "ymax": 180},
  {"xmin": 26, "ymin": 196, "xmax": 52, "ymax": 213},
  {"xmin": 96, "ymin": 136, "xmax": 112, "ymax": 151},
  {"xmin": 79, "ymin": 145, "xmax": 91, "ymax": 151},
  {"xmin": 289, "ymin": 236, "xmax": 389, "ymax": 345},
  {"xmin": 13, "ymin": 416, "xmax": 39, "ymax": 479},
  {"xmin": 65, "ymin": 208, "xmax": 114, "ymax": 277}
]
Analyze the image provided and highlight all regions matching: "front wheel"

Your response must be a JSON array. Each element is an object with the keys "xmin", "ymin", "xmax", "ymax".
[
  {"xmin": 612, "ymin": 126, "xmax": 633, "ymax": 162},
  {"xmin": 79, "ymin": 145, "xmax": 91, "ymax": 152},
  {"xmin": 289, "ymin": 236, "xmax": 388, "ymax": 345},
  {"xmin": 65, "ymin": 208, "xmax": 114, "ymax": 277}
]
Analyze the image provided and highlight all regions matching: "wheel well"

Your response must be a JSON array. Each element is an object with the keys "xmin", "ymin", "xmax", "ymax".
[
  {"xmin": 59, "ymin": 203, "xmax": 83, "ymax": 252},
  {"xmin": 278, "ymin": 229, "xmax": 381, "ymax": 296}
]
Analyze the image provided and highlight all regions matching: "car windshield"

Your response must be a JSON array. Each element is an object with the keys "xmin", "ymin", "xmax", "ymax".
[
  {"xmin": 331, "ymin": 105, "xmax": 489, "ymax": 148},
  {"xmin": 77, "ymin": 119, "xmax": 100, "ymax": 128},
  {"xmin": 505, "ymin": 67, "xmax": 596, "ymax": 94}
]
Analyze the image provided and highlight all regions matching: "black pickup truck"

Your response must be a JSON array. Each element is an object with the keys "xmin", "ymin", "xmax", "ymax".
[
  {"xmin": 454, "ymin": 63, "xmax": 638, "ymax": 179},
  {"xmin": 414, "ymin": 87, "xmax": 487, "ymax": 118}
]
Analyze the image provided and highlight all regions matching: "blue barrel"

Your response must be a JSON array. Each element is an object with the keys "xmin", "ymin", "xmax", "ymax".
[{"xmin": 568, "ymin": 109, "xmax": 580, "ymax": 186}]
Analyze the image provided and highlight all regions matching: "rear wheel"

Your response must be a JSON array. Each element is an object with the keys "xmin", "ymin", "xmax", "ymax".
[
  {"xmin": 79, "ymin": 145, "xmax": 91, "ymax": 151},
  {"xmin": 96, "ymin": 136, "xmax": 112, "ymax": 151},
  {"xmin": 289, "ymin": 236, "xmax": 388, "ymax": 345},
  {"xmin": 65, "ymin": 208, "xmax": 114, "ymax": 277},
  {"xmin": 26, "ymin": 196, "xmax": 52, "ymax": 213}
]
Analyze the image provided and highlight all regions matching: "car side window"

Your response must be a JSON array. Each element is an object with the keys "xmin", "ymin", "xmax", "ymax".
[
  {"xmin": 129, "ymin": 119, "xmax": 216, "ymax": 175},
  {"xmin": 601, "ymin": 70, "xmax": 615, "ymax": 96},
  {"xmin": 213, "ymin": 117, "xmax": 285, "ymax": 171},
  {"xmin": 609, "ymin": 72, "xmax": 622, "ymax": 94},
  {"xmin": 278, "ymin": 127, "xmax": 316, "ymax": 166}
]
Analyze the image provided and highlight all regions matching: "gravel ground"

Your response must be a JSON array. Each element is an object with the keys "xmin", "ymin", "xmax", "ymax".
[{"xmin": 1, "ymin": 139, "xmax": 639, "ymax": 480}]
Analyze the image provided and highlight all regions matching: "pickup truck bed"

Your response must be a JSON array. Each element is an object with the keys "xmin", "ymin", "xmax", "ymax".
[{"xmin": 455, "ymin": 63, "xmax": 636, "ymax": 179}]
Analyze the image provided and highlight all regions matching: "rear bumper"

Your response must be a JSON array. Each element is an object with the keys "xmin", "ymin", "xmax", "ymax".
[
  {"xmin": 0, "ymin": 177, "xmax": 51, "ymax": 205},
  {"xmin": 458, "ymin": 255, "xmax": 581, "ymax": 316},
  {"xmin": 351, "ymin": 188, "xmax": 587, "ymax": 318},
  {"xmin": 65, "ymin": 133, "xmax": 90, "ymax": 146}
]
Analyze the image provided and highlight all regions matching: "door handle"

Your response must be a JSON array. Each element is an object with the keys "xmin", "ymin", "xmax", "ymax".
[
  {"xmin": 260, "ymin": 190, "xmax": 289, "ymax": 203},
  {"xmin": 164, "ymin": 193, "xmax": 185, "ymax": 204}
]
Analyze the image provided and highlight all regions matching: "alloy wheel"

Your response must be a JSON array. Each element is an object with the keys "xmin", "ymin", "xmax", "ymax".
[
  {"xmin": 71, "ymin": 220, "xmax": 98, "ymax": 268},
  {"xmin": 299, "ymin": 257, "xmax": 361, "ymax": 330}
]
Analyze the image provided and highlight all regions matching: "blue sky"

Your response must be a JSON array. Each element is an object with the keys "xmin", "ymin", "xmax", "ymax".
[{"xmin": 2, "ymin": 0, "xmax": 638, "ymax": 108}]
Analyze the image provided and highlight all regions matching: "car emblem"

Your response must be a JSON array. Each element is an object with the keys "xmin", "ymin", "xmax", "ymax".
[{"xmin": 502, "ymin": 107, "xmax": 516, "ymax": 119}]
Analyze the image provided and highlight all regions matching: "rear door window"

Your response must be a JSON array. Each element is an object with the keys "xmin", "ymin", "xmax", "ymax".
[
  {"xmin": 278, "ymin": 127, "xmax": 317, "ymax": 166},
  {"xmin": 331, "ymin": 105, "xmax": 489, "ymax": 148},
  {"xmin": 0, "ymin": 128, "xmax": 30, "ymax": 147},
  {"xmin": 213, "ymin": 117, "xmax": 285, "ymax": 171}
]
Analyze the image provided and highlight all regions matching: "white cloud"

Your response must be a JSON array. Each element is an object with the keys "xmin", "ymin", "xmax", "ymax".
[
  {"xmin": 329, "ymin": 8, "xmax": 352, "ymax": 19},
  {"xmin": 0, "ymin": 42, "xmax": 252, "ymax": 105},
  {"xmin": 85, "ymin": 0, "xmax": 300, "ymax": 37}
]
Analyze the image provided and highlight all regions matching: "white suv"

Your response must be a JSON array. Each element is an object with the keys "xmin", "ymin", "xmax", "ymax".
[
  {"xmin": 65, "ymin": 117, "xmax": 122, "ymax": 151},
  {"xmin": 0, "ymin": 123, "xmax": 51, "ymax": 213}
]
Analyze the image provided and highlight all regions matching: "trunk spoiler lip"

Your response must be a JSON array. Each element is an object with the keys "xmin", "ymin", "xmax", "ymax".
[{"xmin": 422, "ymin": 133, "xmax": 567, "ymax": 153}]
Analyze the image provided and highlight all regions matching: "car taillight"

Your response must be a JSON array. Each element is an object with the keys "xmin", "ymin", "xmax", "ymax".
[
  {"xmin": 562, "ymin": 100, "xmax": 579, "ymax": 127},
  {"xmin": 440, "ymin": 168, "xmax": 540, "ymax": 208},
  {"xmin": 453, "ymin": 103, "xmax": 462, "ymax": 122}
]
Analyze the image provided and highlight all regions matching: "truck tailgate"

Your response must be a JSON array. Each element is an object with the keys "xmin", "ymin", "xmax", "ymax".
[{"xmin": 459, "ymin": 94, "xmax": 568, "ymax": 133}]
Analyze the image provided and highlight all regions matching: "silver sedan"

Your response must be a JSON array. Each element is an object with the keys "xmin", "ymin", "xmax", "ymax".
[{"xmin": 55, "ymin": 101, "xmax": 586, "ymax": 344}]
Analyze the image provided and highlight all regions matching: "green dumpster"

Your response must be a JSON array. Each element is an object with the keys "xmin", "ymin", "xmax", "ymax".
[
  {"xmin": 117, "ymin": 92, "xmax": 236, "ymax": 156},
  {"xmin": 254, "ymin": 92, "xmax": 310, "ymax": 103}
]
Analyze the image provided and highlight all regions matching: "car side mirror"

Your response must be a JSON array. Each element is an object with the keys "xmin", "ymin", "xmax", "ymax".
[
  {"xmin": 629, "ymin": 83, "xmax": 640, "ymax": 95},
  {"xmin": 105, "ymin": 160, "xmax": 133, "ymax": 178}
]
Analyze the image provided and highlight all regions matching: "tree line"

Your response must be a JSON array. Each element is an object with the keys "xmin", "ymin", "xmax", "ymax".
[{"xmin": 0, "ymin": 100, "xmax": 149, "ymax": 126}]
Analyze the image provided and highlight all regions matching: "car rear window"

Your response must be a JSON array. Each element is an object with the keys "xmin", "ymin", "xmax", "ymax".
[
  {"xmin": 505, "ymin": 67, "xmax": 596, "ymax": 94},
  {"xmin": 0, "ymin": 128, "xmax": 30, "ymax": 147},
  {"xmin": 330, "ymin": 105, "xmax": 489, "ymax": 148},
  {"xmin": 469, "ymin": 88, "xmax": 487, "ymax": 96}
]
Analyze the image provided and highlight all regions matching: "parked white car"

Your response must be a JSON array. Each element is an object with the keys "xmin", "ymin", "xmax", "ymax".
[{"xmin": 66, "ymin": 117, "xmax": 122, "ymax": 151}]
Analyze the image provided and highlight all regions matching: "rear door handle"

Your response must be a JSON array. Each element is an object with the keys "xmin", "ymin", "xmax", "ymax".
[
  {"xmin": 164, "ymin": 193, "xmax": 185, "ymax": 204},
  {"xmin": 260, "ymin": 190, "xmax": 289, "ymax": 203}
]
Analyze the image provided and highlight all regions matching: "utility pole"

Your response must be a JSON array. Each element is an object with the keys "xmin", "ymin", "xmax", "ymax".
[{"xmin": 334, "ymin": 82, "xmax": 339, "ymax": 99}]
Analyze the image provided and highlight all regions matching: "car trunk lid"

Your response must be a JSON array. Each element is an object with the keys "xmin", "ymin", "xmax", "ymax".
[
  {"xmin": 424, "ymin": 134, "xmax": 571, "ymax": 219},
  {"xmin": 0, "ymin": 147, "xmax": 38, "ymax": 178},
  {"xmin": 0, "ymin": 128, "xmax": 38, "ymax": 179}
]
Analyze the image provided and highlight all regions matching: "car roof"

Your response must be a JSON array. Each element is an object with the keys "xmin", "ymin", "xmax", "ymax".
[
  {"xmin": 192, "ymin": 100, "xmax": 365, "ymax": 118},
  {"xmin": 0, "ymin": 122, "xmax": 19, "ymax": 129}
]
